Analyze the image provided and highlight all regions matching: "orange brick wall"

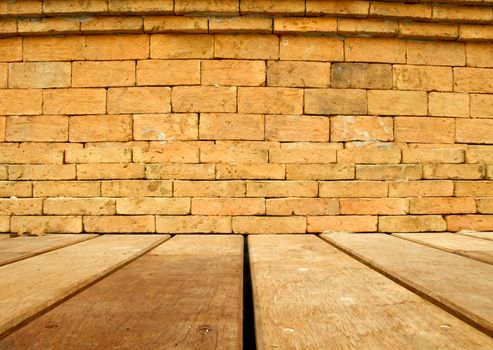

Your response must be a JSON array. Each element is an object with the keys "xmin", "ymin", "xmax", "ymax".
[{"xmin": 0, "ymin": 0, "xmax": 493, "ymax": 234}]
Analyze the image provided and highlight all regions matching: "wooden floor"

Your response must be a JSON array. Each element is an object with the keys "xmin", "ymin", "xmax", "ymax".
[{"xmin": 0, "ymin": 232, "xmax": 492, "ymax": 349}]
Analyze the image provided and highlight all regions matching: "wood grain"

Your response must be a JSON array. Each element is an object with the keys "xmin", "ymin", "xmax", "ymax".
[
  {"xmin": 321, "ymin": 233, "xmax": 493, "ymax": 336},
  {"xmin": 0, "ymin": 234, "xmax": 98, "ymax": 266},
  {"xmin": 0, "ymin": 234, "xmax": 169, "ymax": 337},
  {"xmin": 456, "ymin": 231, "xmax": 493, "ymax": 242},
  {"xmin": 394, "ymin": 232, "xmax": 493, "ymax": 264},
  {"xmin": 249, "ymin": 234, "xmax": 493, "ymax": 349},
  {"xmin": 0, "ymin": 235, "xmax": 243, "ymax": 350}
]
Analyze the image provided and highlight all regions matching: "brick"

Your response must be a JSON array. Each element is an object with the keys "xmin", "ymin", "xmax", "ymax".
[
  {"xmin": 108, "ymin": 87, "xmax": 170, "ymax": 114},
  {"xmin": 0, "ymin": 182, "xmax": 32, "ymax": 198},
  {"xmin": 428, "ymin": 92, "xmax": 469, "ymax": 117},
  {"xmin": 306, "ymin": 1, "xmax": 369, "ymax": 16},
  {"xmin": 341, "ymin": 198, "xmax": 408, "ymax": 215},
  {"xmin": 424, "ymin": 164, "xmax": 485, "ymax": 180},
  {"xmin": 11, "ymin": 216, "xmax": 82, "ymax": 234},
  {"xmin": 199, "ymin": 113, "xmax": 264, "ymax": 141},
  {"xmin": 175, "ymin": 0, "xmax": 238, "ymax": 14},
  {"xmin": 108, "ymin": 0, "xmax": 173, "ymax": 14},
  {"xmin": 410, "ymin": 197, "xmax": 476, "ymax": 215},
  {"xmin": 117, "ymin": 197, "xmax": 189, "ymax": 215},
  {"xmin": 216, "ymin": 34, "xmax": 278, "ymax": 59},
  {"xmin": 241, "ymin": 0, "xmax": 305, "ymax": 15},
  {"xmin": 134, "ymin": 142, "xmax": 199, "ymax": 164},
  {"xmin": 203, "ymin": 60, "xmax": 265, "ymax": 87},
  {"xmin": 267, "ymin": 61, "xmax": 329, "ymax": 88},
  {"xmin": 86, "ymin": 35, "xmax": 149, "ymax": 60},
  {"xmin": 467, "ymin": 150, "xmax": 493, "ymax": 163},
  {"xmin": 286, "ymin": 164, "xmax": 354, "ymax": 180},
  {"xmin": 82, "ymin": 16, "xmax": 143, "ymax": 33},
  {"xmin": 172, "ymin": 86, "xmax": 236, "ymax": 113},
  {"xmin": 433, "ymin": 5, "xmax": 493, "ymax": 22},
  {"xmin": 478, "ymin": 199, "xmax": 493, "ymax": 214},
  {"xmin": 407, "ymin": 41, "xmax": 465, "ymax": 66},
  {"xmin": 77, "ymin": 163, "xmax": 144, "ymax": 180},
  {"xmin": 44, "ymin": 198, "xmax": 116, "ymax": 215},
  {"xmin": 66, "ymin": 147, "xmax": 131, "ymax": 163},
  {"xmin": 0, "ymin": 0, "xmax": 42, "ymax": 16},
  {"xmin": 157, "ymin": 215, "xmax": 231, "ymax": 233},
  {"xmin": 73, "ymin": 61, "xmax": 135, "ymax": 87},
  {"xmin": 233, "ymin": 216, "xmax": 306, "ymax": 234},
  {"xmin": 447, "ymin": 215, "xmax": 493, "ymax": 232},
  {"xmin": 456, "ymin": 119, "xmax": 493, "ymax": 144},
  {"xmin": 17, "ymin": 17, "xmax": 79, "ymax": 34},
  {"xmin": 150, "ymin": 34, "xmax": 213, "ymax": 59},
  {"xmin": 18, "ymin": 143, "xmax": 83, "ymax": 152},
  {"xmin": 174, "ymin": 180, "xmax": 245, "ymax": 197},
  {"xmin": 9, "ymin": 165, "xmax": 75, "ymax": 181},
  {"xmin": 217, "ymin": 164, "xmax": 284, "ymax": 180},
  {"xmin": 0, "ymin": 149, "xmax": 63, "ymax": 165},
  {"xmin": 338, "ymin": 18, "xmax": 398, "ymax": 36},
  {"xmin": 0, "ymin": 89, "xmax": 42, "ymax": 115},
  {"xmin": 338, "ymin": 149, "xmax": 401, "ymax": 164},
  {"xmin": 0, "ymin": 19, "xmax": 17, "ymax": 35},
  {"xmin": 0, "ymin": 216, "xmax": 8, "ymax": 232},
  {"xmin": 467, "ymin": 43, "xmax": 493, "ymax": 68},
  {"xmin": 274, "ymin": 17, "xmax": 337, "ymax": 34},
  {"xmin": 8, "ymin": 62, "xmax": 70, "ymax": 89},
  {"xmin": 368, "ymin": 90, "xmax": 427, "ymax": 115},
  {"xmin": 144, "ymin": 16, "xmax": 207, "ymax": 33},
  {"xmin": 6, "ymin": 116, "xmax": 68, "ymax": 142},
  {"xmin": 201, "ymin": 146, "xmax": 267, "ymax": 164},
  {"xmin": 209, "ymin": 17, "xmax": 272, "ymax": 33},
  {"xmin": 305, "ymin": 89, "xmax": 367, "ymax": 115},
  {"xmin": 192, "ymin": 198, "xmax": 264, "ymax": 215},
  {"xmin": 370, "ymin": 2, "xmax": 431, "ymax": 19},
  {"xmin": 345, "ymin": 38, "xmax": 406, "ymax": 63},
  {"xmin": 84, "ymin": 215, "xmax": 155, "ymax": 233},
  {"xmin": 269, "ymin": 149, "xmax": 336, "ymax": 163},
  {"xmin": 34, "ymin": 181, "xmax": 100, "ymax": 198},
  {"xmin": 389, "ymin": 180, "xmax": 454, "ymax": 197},
  {"xmin": 393, "ymin": 65, "xmax": 452, "ymax": 91},
  {"xmin": 379, "ymin": 215, "xmax": 446, "ymax": 233},
  {"xmin": 0, "ymin": 117, "xmax": 4, "ymax": 142},
  {"xmin": 43, "ymin": 89, "xmax": 106, "ymax": 115},
  {"xmin": 70, "ymin": 115, "xmax": 132, "ymax": 142},
  {"xmin": 215, "ymin": 140, "xmax": 278, "ymax": 150},
  {"xmin": 307, "ymin": 216, "xmax": 377, "ymax": 233},
  {"xmin": 43, "ymin": 0, "xmax": 108, "ymax": 14},
  {"xmin": 471, "ymin": 94, "xmax": 493, "ymax": 118},
  {"xmin": 239, "ymin": 87, "xmax": 302, "ymax": 114},
  {"xmin": 459, "ymin": 25, "xmax": 493, "ymax": 41},
  {"xmin": 454, "ymin": 68, "xmax": 493, "ymax": 93},
  {"xmin": 247, "ymin": 181, "xmax": 317, "ymax": 197},
  {"xmin": 399, "ymin": 22, "xmax": 458, "ymax": 40},
  {"xmin": 331, "ymin": 63, "xmax": 391, "ymax": 90},
  {"xmin": 357, "ymin": 165, "xmax": 421, "ymax": 181},
  {"xmin": 101, "ymin": 180, "xmax": 172, "ymax": 197},
  {"xmin": 319, "ymin": 181, "xmax": 388, "ymax": 198},
  {"xmin": 268, "ymin": 198, "xmax": 336, "ymax": 216},
  {"xmin": 146, "ymin": 163, "xmax": 215, "ymax": 180},
  {"xmin": 395, "ymin": 117, "xmax": 455, "ymax": 144},
  {"xmin": 403, "ymin": 149, "xmax": 464, "ymax": 164},
  {"xmin": 23, "ymin": 36, "xmax": 83, "ymax": 62},
  {"xmin": 0, "ymin": 63, "xmax": 5, "ymax": 88},
  {"xmin": 456, "ymin": 181, "xmax": 493, "ymax": 197},
  {"xmin": 0, "ymin": 166, "xmax": 7, "ymax": 180},
  {"xmin": 331, "ymin": 116, "xmax": 393, "ymax": 142},
  {"xmin": 137, "ymin": 60, "xmax": 200, "ymax": 86},
  {"xmin": 133, "ymin": 114, "xmax": 198, "ymax": 141},
  {"xmin": 280, "ymin": 36, "xmax": 343, "ymax": 61},
  {"xmin": 0, "ymin": 38, "xmax": 21, "ymax": 62},
  {"xmin": 0, "ymin": 198, "xmax": 42, "ymax": 215}
]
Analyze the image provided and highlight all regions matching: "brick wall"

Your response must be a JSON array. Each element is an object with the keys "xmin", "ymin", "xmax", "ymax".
[{"xmin": 0, "ymin": 0, "xmax": 493, "ymax": 234}]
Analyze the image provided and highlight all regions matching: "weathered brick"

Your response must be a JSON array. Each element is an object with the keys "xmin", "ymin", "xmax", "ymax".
[
  {"xmin": 467, "ymin": 42, "xmax": 493, "ymax": 68},
  {"xmin": 447, "ymin": 215, "xmax": 493, "ymax": 232},
  {"xmin": 340, "ymin": 198, "xmax": 408, "ymax": 215},
  {"xmin": 306, "ymin": 1, "xmax": 369, "ymax": 16},
  {"xmin": 269, "ymin": 149, "xmax": 336, "ymax": 163},
  {"xmin": 0, "ymin": 38, "xmax": 21, "ymax": 62},
  {"xmin": 23, "ymin": 36, "xmax": 84, "ymax": 61},
  {"xmin": 247, "ymin": 180, "xmax": 317, "ymax": 197},
  {"xmin": 157, "ymin": 216, "xmax": 231, "ymax": 233},
  {"xmin": 137, "ymin": 60, "xmax": 200, "ymax": 86},
  {"xmin": 307, "ymin": 216, "xmax": 377, "ymax": 233},
  {"xmin": 280, "ymin": 36, "xmax": 343, "ymax": 61},
  {"xmin": 43, "ymin": 0, "xmax": 108, "ymax": 14},
  {"xmin": 330, "ymin": 116, "xmax": 393, "ymax": 142},
  {"xmin": 428, "ymin": 92, "xmax": 469, "ymax": 117},
  {"xmin": 0, "ymin": 182, "xmax": 32, "ymax": 198},
  {"xmin": 172, "ymin": 86, "xmax": 236, "ymax": 113},
  {"xmin": 456, "ymin": 119, "xmax": 493, "ymax": 144},
  {"xmin": 467, "ymin": 150, "xmax": 493, "ymax": 163},
  {"xmin": 305, "ymin": 89, "xmax": 367, "ymax": 115},
  {"xmin": 239, "ymin": 87, "xmax": 303, "ymax": 114},
  {"xmin": 217, "ymin": 164, "xmax": 284, "ymax": 180},
  {"xmin": 73, "ymin": 61, "xmax": 135, "ymax": 87},
  {"xmin": 379, "ymin": 215, "xmax": 446, "ymax": 232},
  {"xmin": 399, "ymin": 22, "xmax": 458, "ymax": 40},
  {"xmin": 242, "ymin": 0, "xmax": 305, "ymax": 15},
  {"xmin": 394, "ymin": 117, "xmax": 455, "ymax": 144},
  {"xmin": 34, "ymin": 181, "xmax": 100, "ymax": 198},
  {"xmin": 0, "ymin": 149, "xmax": 63, "ymax": 165},
  {"xmin": 82, "ymin": 16, "xmax": 143, "ymax": 33},
  {"xmin": 108, "ymin": 0, "xmax": 173, "ymax": 14},
  {"xmin": 85, "ymin": 34, "xmax": 149, "ymax": 60},
  {"xmin": 209, "ymin": 17, "xmax": 272, "ymax": 33},
  {"xmin": 150, "ymin": 34, "xmax": 214, "ymax": 59},
  {"xmin": 319, "ymin": 181, "xmax": 388, "ymax": 198},
  {"xmin": 144, "ymin": 16, "xmax": 207, "ymax": 33},
  {"xmin": 77, "ymin": 163, "xmax": 145, "ymax": 180},
  {"xmin": 102, "ymin": 180, "xmax": 172, "ymax": 197},
  {"xmin": 356, "ymin": 165, "xmax": 421, "ymax": 181},
  {"xmin": 433, "ymin": 5, "xmax": 493, "ymax": 22},
  {"xmin": 274, "ymin": 17, "xmax": 337, "ymax": 34},
  {"xmin": 0, "ymin": 89, "xmax": 42, "ymax": 115},
  {"xmin": 11, "ymin": 216, "xmax": 82, "ymax": 234},
  {"xmin": 267, "ymin": 61, "xmax": 330, "ymax": 88},
  {"xmin": 6, "ymin": 116, "xmax": 68, "ymax": 142},
  {"xmin": 9, "ymin": 62, "xmax": 71, "ymax": 89},
  {"xmin": 393, "ymin": 65, "xmax": 453, "ymax": 91},
  {"xmin": 108, "ymin": 87, "xmax": 170, "ymax": 114},
  {"xmin": 17, "ymin": 17, "xmax": 80, "ymax": 35},
  {"xmin": 175, "ymin": 0, "xmax": 238, "ymax": 14},
  {"xmin": 477, "ymin": 198, "xmax": 493, "ymax": 214},
  {"xmin": 368, "ymin": 90, "xmax": 427, "ymax": 115},
  {"xmin": 407, "ymin": 41, "xmax": 465, "ymax": 66},
  {"xmin": 233, "ymin": 216, "xmax": 306, "ymax": 234},
  {"xmin": 338, "ymin": 18, "xmax": 398, "ymax": 36},
  {"xmin": 66, "ymin": 147, "xmax": 131, "ymax": 163},
  {"xmin": 9, "ymin": 165, "xmax": 76, "ymax": 181},
  {"xmin": 215, "ymin": 34, "xmax": 278, "ymax": 59},
  {"xmin": 470, "ymin": 94, "xmax": 493, "ymax": 118},
  {"xmin": 266, "ymin": 198, "xmax": 339, "ymax": 216},
  {"xmin": 424, "ymin": 164, "xmax": 485, "ymax": 180},
  {"xmin": 331, "ymin": 63, "xmax": 391, "ymax": 89},
  {"xmin": 117, "ymin": 197, "xmax": 190, "ymax": 215},
  {"xmin": 0, "ymin": 166, "xmax": 7, "ymax": 180},
  {"xmin": 43, "ymin": 89, "xmax": 106, "ymax": 115},
  {"xmin": 370, "ymin": 2, "xmax": 431, "ymax": 19},
  {"xmin": 389, "ymin": 181, "xmax": 454, "ymax": 197},
  {"xmin": 44, "ymin": 198, "xmax": 116, "ymax": 215},
  {"xmin": 454, "ymin": 68, "xmax": 493, "ymax": 93},
  {"xmin": 455, "ymin": 181, "xmax": 493, "ymax": 197},
  {"xmin": 174, "ymin": 180, "xmax": 245, "ymax": 197},
  {"xmin": 0, "ymin": 0, "xmax": 42, "ymax": 16},
  {"xmin": 192, "ymin": 198, "xmax": 264, "ymax": 215},
  {"xmin": 345, "ymin": 38, "xmax": 406, "ymax": 63},
  {"xmin": 286, "ymin": 164, "xmax": 354, "ymax": 180},
  {"xmin": 0, "ymin": 198, "xmax": 42, "ymax": 215},
  {"xmin": 133, "ymin": 114, "xmax": 198, "ymax": 141},
  {"xmin": 0, "ymin": 64, "xmax": 5, "ymax": 88},
  {"xmin": 84, "ymin": 215, "xmax": 155, "ymax": 233},
  {"xmin": 403, "ymin": 149, "xmax": 464, "ymax": 164},
  {"xmin": 0, "ymin": 117, "xmax": 4, "ymax": 142},
  {"xmin": 199, "ymin": 113, "xmax": 264, "ymax": 141},
  {"xmin": 70, "ymin": 115, "xmax": 132, "ymax": 142},
  {"xmin": 201, "ymin": 145, "xmax": 267, "ymax": 163},
  {"xmin": 0, "ymin": 216, "xmax": 8, "ymax": 232},
  {"xmin": 410, "ymin": 197, "xmax": 476, "ymax": 214},
  {"xmin": 146, "ymin": 163, "xmax": 215, "ymax": 180},
  {"xmin": 338, "ymin": 149, "xmax": 401, "ymax": 164}
]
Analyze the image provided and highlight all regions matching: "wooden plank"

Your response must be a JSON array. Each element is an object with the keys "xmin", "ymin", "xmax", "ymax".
[
  {"xmin": 0, "ymin": 234, "xmax": 98, "ymax": 266},
  {"xmin": 0, "ymin": 235, "xmax": 243, "ymax": 350},
  {"xmin": 0, "ymin": 234, "xmax": 169, "ymax": 337},
  {"xmin": 321, "ymin": 233, "xmax": 493, "ymax": 336},
  {"xmin": 456, "ymin": 231, "xmax": 493, "ymax": 242},
  {"xmin": 394, "ymin": 232, "xmax": 493, "ymax": 265},
  {"xmin": 249, "ymin": 235, "xmax": 493, "ymax": 349}
]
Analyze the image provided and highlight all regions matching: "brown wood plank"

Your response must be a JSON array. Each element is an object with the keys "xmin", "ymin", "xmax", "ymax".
[
  {"xmin": 0, "ymin": 234, "xmax": 243, "ymax": 350},
  {"xmin": 456, "ymin": 231, "xmax": 493, "ymax": 242},
  {"xmin": 394, "ymin": 232, "xmax": 493, "ymax": 265},
  {"xmin": 321, "ymin": 233, "xmax": 493, "ymax": 336},
  {"xmin": 0, "ymin": 234, "xmax": 98, "ymax": 266},
  {"xmin": 249, "ymin": 234, "xmax": 493, "ymax": 349},
  {"xmin": 0, "ymin": 234, "xmax": 169, "ymax": 337}
]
